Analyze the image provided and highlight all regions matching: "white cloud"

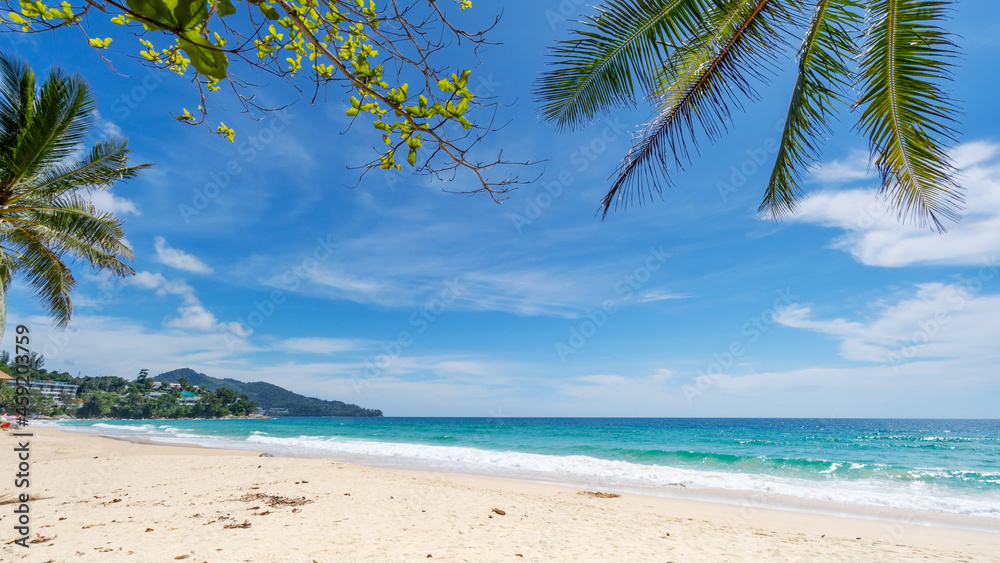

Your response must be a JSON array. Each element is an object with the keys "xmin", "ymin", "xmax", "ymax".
[
  {"xmin": 808, "ymin": 150, "xmax": 872, "ymax": 184},
  {"xmin": 95, "ymin": 111, "xmax": 124, "ymax": 138},
  {"xmin": 153, "ymin": 236, "xmax": 214, "ymax": 274},
  {"xmin": 127, "ymin": 270, "xmax": 247, "ymax": 336},
  {"xmin": 246, "ymin": 217, "xmax": 680, "ymax": 318},
  {"xmin": 790, "ymin": 141, "xmax": 1000, "ymax": 267},
  {"xmin": 279, "ymin": 337, "xmax": 367, "ymax": 355},
  {"xmin": 89, "ymin": 190, "xmax": 140, "ymax": 216},
  {"xmin": 774, "ymin": 281, "xmax": 1000, "ymax": 365},
  {"xmin": 129, "ymin": 271, "xmax": 167, "ymax": 290},
  {"xmin": 164, "ymin": 305, "xmax": 249, "ymax": 337},
  {"xmin": 637, "ymin": 290, "xmax": 692, "ymax": 303},
  {"xmin": 580, "ymin": 374, "xmax": 628, "ymax": 386}
]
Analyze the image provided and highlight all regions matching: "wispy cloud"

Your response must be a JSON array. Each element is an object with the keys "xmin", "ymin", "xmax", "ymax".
[
  {"xmin": 126, "ymin": 270, "xmax": 247, "ymax": 336},
  {"xmin": 243, "ymin": 212, "xmax": 685, "ymax": 317},
  {"xmin": 790, "ymin": 141, "xmax": 1000, "ymax": 267},
  {"xmin": 808, "ymin": 150, "xmax": 872, "ymax": 185},
  {"xmin": 279, "ymin": 337, "xmax": 368, "ymax": 355},
  {"xmin": 89, "ymin": 189, "xmax": 140, "ymax": 216},
  {"xmin": 774, "ymin": 282, "xmax": 1000, "ymax": 365},
  {"xmin": 154, "ymin": 236, "xmax": 214, "ymax": 274},
  {"xmin": 637, "ymin": 290, "xmax": 692, "ymax": 303}
]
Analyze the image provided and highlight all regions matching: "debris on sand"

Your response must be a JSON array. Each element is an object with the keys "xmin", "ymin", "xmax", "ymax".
[
  {"xmin": 577, "ymin": 491, "xmax": 621, "ymax": 499},
  {"xmin": 237, "ymin": 493, "xmax": 313, "ymax": 508}
]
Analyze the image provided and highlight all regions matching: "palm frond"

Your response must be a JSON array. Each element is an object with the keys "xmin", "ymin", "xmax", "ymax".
[
  {"xmin": 16, "ymin": 195, "xmax": 134, "ymax": 271},
  {"xmin": 14, "ymin": 138, "xmax": 148, "ymax": 202},
  {"xmin": 0, "ymin": 53, "xmax": 35, "ymax": 188},
  {"xmin": 5, "ymin": 226, "xmax": 76, "ymax": 327},
  {"xmin": 760, "ymin": 0, "xmax": 860, "ymax": 219},
  {"xmin": 534, "ymin": 0, "xmax": 722, "ymax": 130},
  {"xmin": 602, "ymin": 0, "xmax": 799, "ymax": 216},
  {"xmin": 9, "ymin": 68, "xmax": 95, "ymax": 185},
  {"xmin": 0, "ymin": 53, "xmax": 143, "ymax": 330},
  {"xmin": 853, "ymin": 0, "xmax": 961, "ymax": 231}
]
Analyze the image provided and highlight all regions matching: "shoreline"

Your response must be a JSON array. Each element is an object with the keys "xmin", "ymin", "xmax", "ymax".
[
  {"xmin": 53, "ymin": 422, "xmax": 1000, "ymax": 535},
  {"xmin": 53, "ymin": 422, "xmax": 1000, "ymax": 534},
  {"xmin": 3, "ymin": 426, "xmax": 999, "ymax": 561}
]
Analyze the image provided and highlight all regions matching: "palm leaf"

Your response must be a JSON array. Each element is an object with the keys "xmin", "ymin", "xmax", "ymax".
[
  {"xmin": 9, "ymin": 69, "xmax": 95, "ymax": 186},
  {"xmin": 0, "ymin": 53, "xmax": 144, "ymax": 332},
  {"xmin": 760, "ymin": 0, "xmax": 860, "ymax": 219},
  {"xmin": 14, "ymin": 138, "xmax": 148, "ymax": 202},
  {"xmin": 534, "ymin": 0, "xmax": 722, "ymax": 130},
  {"xmin": 4, "ymin": 227, "xmax": 76, "ymax": 327},
  {"xmin": 602, "ymin": 0, "xmax": 799, "ymax": 215},
  {"xmin": 853, "ymin": 0, "xmax": 961, "ymax": 231}
]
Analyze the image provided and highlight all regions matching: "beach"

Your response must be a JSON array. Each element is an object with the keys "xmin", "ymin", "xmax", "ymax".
[{"xmin": 2, "ymin": 427, "xmax": 999, "ymax": 562}]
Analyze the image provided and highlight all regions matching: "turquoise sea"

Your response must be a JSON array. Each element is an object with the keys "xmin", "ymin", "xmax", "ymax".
[{"xmin": 53, "ymin": 417, "xmax": 1000, "ymax": 523}]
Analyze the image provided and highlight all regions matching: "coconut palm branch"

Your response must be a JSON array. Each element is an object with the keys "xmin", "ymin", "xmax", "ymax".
[
  {"xmin": 761, "ymin": 0, "xmax": 860, "ymax": 218},
  {"xmin": 853, "ymin": 0, "xmax": 961, "ymax": 231},
  {"xmin": 602, "ymin": 0, "xmax": 799, "ymax": 214},
  {"xmin": 0, "ymin": 52, "xmax": 147, "ymax": 340},
  {"xmin": 536, "ymin": 0, "xmax": 964, "ymax": 229}
]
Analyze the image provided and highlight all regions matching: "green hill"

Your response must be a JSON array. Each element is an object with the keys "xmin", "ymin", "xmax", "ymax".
[{"xmin": 154, "ymin": 368, "xmax": 382, "ymax": 417}]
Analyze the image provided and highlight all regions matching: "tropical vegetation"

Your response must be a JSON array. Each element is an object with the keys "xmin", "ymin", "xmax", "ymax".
[
  {"xmin": 1, "ymin": 0, "xmax": 521, "ymax": 198},
  {"xmin": 536, "ymin": 0, "xmax": 963, "ymax": 231},
  {"xmin": 0, "ymin": 352, "xmax": 257, "ymax": 419},
  {"xmin": 0, "ymin": 52, "xmax": 146, "ymax": 340}
]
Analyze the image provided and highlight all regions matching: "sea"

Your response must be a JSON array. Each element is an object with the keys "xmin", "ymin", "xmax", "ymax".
[{"xmin": 51, "ymin": 417, "xmax": 1000, "ymax": 530}]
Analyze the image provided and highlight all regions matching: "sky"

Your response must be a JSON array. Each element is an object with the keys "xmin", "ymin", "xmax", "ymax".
[{"xmin": 3, "ymin": 2, "xmax": 1000, "ymax": 417}]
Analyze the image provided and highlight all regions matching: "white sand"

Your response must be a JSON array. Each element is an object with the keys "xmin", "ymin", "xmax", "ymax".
[{"xmin": 2, "ymin": 427, "xmax": 999, "ymax": 562}]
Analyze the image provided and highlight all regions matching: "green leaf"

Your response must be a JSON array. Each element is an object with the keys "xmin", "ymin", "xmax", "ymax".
[
  {"xmin": 125, "ymin": 0, "xmax": 208, "ymax": 29},
  {"xmin": 853, "ymin": 0, "xmax": 961, "ymax": 231},
  {"xmin": 600, "ymin": 0, "xmax": 796, "ymax": 216},
  {"xmin": 179, "ymin": 30, "xmax": 228, "ymax": 78},
  {"xmin": 172, "ymin": 0, "xmax": 209, "ymax": 29},
  {"xmin": 534, "ymin": 0, "xmax": 724, "ymax": 130},
  {"xmin": 215, "ymin": 0, "xmax": 235, "ymax": 17},
  {"xmin": 125, "ymin": 0, "xmax": 178, "ymax": 28},
  {"xmin": 761, "ymin": 0, "xmax": 861, "ymax": 219},
  {"xmin": 260, "ymin": 3, "xmax": 280, "ymax": 20}
]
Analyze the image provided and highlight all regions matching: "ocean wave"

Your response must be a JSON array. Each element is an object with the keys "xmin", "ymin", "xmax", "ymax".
[{"xmin": 240, "ymin": 434, "xmax": 1000, "ymax": 519}]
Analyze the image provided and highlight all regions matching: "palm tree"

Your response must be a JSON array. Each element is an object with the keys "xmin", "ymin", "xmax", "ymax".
[
  {"xmin": 0, "ymin": 52, "xmax": 147, "ymax": 340},
  {"xmin": 535, "ymin": 0, "xmax": 961, "ymax": 231}
]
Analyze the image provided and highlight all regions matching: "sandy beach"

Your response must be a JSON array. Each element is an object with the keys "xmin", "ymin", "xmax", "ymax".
[{"xmin": 2, "ymin": 427, "xmax": 999, "ymax": 562}]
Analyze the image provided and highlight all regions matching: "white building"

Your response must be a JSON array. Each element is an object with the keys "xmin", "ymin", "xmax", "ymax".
[{"xmin": 26, "ymin": 380, "xmax": 80, "ymax": 406}]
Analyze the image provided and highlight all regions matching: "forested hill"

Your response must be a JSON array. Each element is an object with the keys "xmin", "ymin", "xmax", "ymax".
[{"xmin": 154, "ymin": 368, "xmax": 382, "ymax": 417}]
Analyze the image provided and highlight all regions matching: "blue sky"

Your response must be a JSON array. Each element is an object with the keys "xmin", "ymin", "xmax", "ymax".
[{"xmin": 3, "ymin": 2, "xmax": 1000, "ymax": 417}]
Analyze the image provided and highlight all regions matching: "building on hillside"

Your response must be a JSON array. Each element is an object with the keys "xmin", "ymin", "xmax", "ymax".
[
  {"xmin": 178, "ymin": 391, "xmax": 199, "ymax": 406},
  {"xmin": 26, "ymin": 380, "xmax": 80, "ymax": 407}
]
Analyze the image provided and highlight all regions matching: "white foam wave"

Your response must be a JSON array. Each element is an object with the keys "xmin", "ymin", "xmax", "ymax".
[{"xmin": 241, "ymin": 434, "xmax": 1000, "ymax": 519}]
